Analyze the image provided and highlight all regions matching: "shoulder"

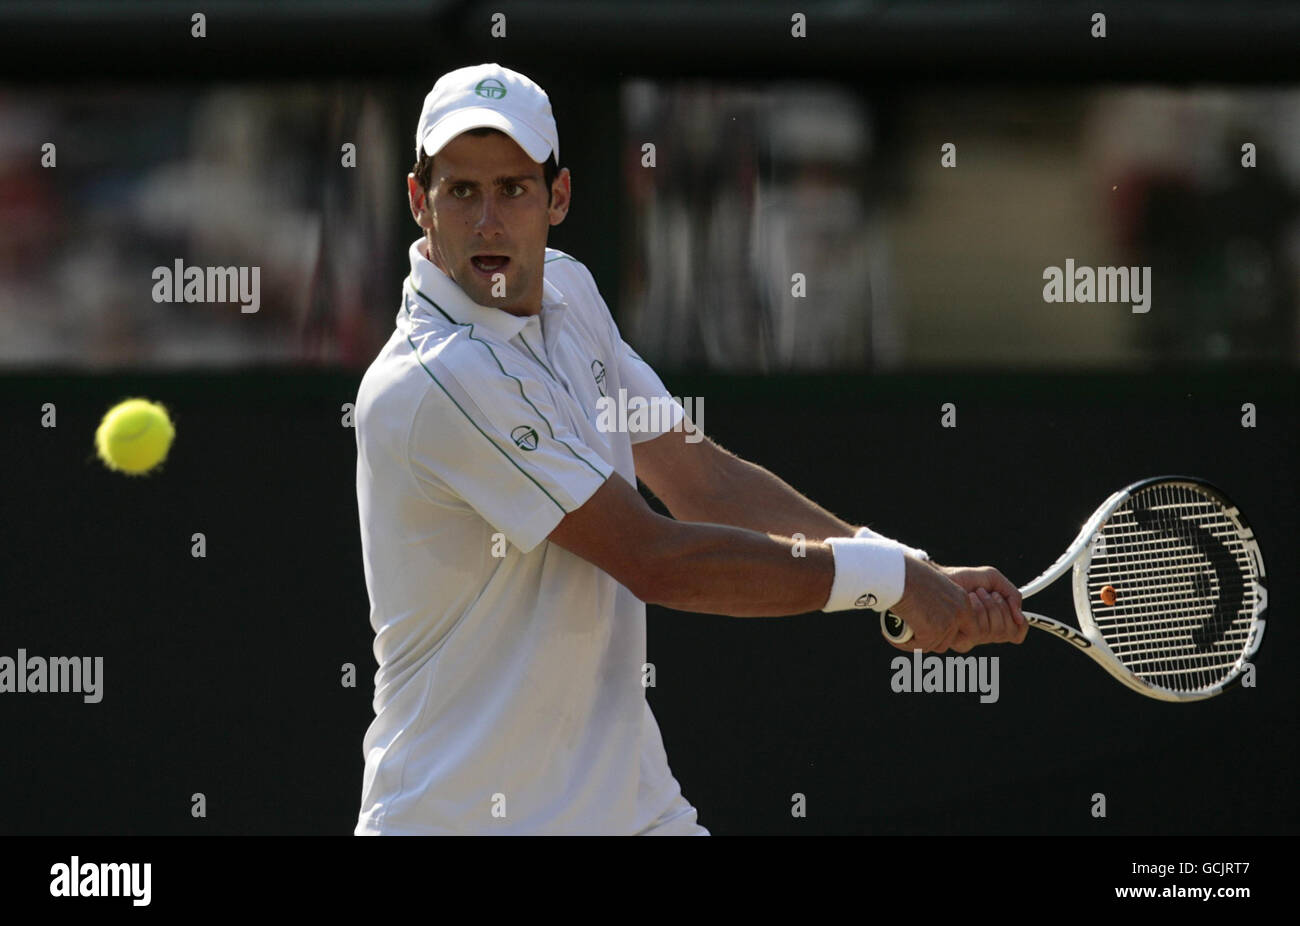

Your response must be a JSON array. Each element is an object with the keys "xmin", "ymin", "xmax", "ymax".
[
  {"xmin": 543, "ymin": 248, "xmax": 603, "ymax": 303},
  {"xmin": 358, "ymin": 318, "xmax": 518, "ymax": 435},
  {"xmin": 542, "ymin": 247, "xmax": 588, "ymax": 275},
  {"xmin": 543, "ymin": 248, "xmax": 616, "ymax": 344}
]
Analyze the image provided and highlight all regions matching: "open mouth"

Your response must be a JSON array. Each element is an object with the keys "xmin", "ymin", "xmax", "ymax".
[{"xmin": 470, "ymin": 255, "xmax": 510, "ymax": 274}]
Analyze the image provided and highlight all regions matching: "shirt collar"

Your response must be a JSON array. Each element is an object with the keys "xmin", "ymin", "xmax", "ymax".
[{"xmin": 405, "ymin": 238, "xmax": 566, "ymax": 341}]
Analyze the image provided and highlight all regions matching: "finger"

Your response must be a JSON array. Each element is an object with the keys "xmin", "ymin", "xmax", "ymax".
[
  {"xmin": 986, "ymin": 585, "xmax": 1028, "ymax": 643},
  {"xmin": 978, "ymin": 588, "xmax": 1003, "ymax": 641},
  {"xmin": 951, "ymin": 616, "xmax": 977, "ymax": 653},
  {"xmin": 966, "ymin": 567, "xmax": 1023, "ymax": 629},
  {"xmin": 991, "ymin": 589, "xmax": 1028, "ymax": 643},
  {"xmin": 1009, "ymin": 584, "xmax": 1025, "ymax": 625},
  {"xmin": 987, "ymin": 590, "xmax": 1016, "ymax": 642},
  {"xmin": 959, "ymin": 591, "xmax": 987, "ymax": 648},
  {"xmin": 988, "ymin": 570, "xmax": 1026, "ymax": 627},
  {"xmin": 973, "ymin": 588, "xmax": 995, "ymax": 640}
]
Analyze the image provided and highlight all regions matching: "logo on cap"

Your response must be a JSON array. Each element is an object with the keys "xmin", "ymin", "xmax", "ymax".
[
  {"xmin": 475, "ymin": 78, "xmax": 507, "ymax": 100},
  {"xmin": 854, "ymin": 592, "xmax": 878, "ymax": 609}
]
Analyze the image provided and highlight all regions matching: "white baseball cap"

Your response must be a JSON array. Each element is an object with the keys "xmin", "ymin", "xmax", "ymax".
[{"xmin": 415, "ymin": 63, "xmax": 558, "ymax": 164}]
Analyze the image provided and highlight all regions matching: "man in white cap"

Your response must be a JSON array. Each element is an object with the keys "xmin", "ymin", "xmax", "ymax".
[{"xmin": 353, "ymin": 63, "xmax": 1026, "ymax": 835}]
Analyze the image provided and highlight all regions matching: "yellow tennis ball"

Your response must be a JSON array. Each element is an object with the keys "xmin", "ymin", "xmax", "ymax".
[{"xmin": 95, "ymin": 398, "xmax": 175, "ymax": 475}]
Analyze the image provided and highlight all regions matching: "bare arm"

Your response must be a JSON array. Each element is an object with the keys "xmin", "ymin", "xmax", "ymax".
[
  {"xmin": 618, "ymin": 429, "xmax": 1028, "ymax": 648},
  {"xmin": 546, "ymin": 471, "xmax": 1024, "ymax": 652},
  {"xmin": 631, "ymin": 430, "xmax": 855, "ymax": 541},
  {"xmin": 547, "ymin": 471, "xmax": 838, "ymax": 617}
]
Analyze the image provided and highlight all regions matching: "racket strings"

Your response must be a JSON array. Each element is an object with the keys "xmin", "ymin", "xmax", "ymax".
[{"xmin": 1084, "ymin": 482, "xmax": 1260, "ymax": 694}]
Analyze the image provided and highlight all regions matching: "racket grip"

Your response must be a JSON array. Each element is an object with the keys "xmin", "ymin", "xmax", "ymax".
[{"xmin": 881, "ymin": 611, "xmax": 914, "ymax": 644}]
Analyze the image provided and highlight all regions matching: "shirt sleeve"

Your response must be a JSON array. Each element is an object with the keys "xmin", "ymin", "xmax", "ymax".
[
  {"xmin": 603, "ymin": 310, "xmax": 689, "ymax": 445},
  {"xmin": 407, "ymin": 356, "xmax": 614, "ymax": 554}
]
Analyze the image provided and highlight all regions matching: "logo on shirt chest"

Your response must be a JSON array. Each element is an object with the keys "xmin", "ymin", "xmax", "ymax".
[
  {"xmin": 511, "ymin": 425, "xmax": 539, "ymax": 451},
  {"xmin": 590, "ymin": 359, "xmax": 607, "ymax": 397}
]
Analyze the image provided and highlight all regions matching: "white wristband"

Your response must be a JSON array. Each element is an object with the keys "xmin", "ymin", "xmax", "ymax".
[
  {"xmin": 853, "ymin": 526, "xmax": 930, "ymax": 563},
  {"xmin": 822, "ymin": 538, "xmax": 908, "ymax": 613}
]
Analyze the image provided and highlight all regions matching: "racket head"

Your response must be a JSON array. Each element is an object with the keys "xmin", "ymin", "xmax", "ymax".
[{"xmin": 1073, "ymin": 476, "xmax": 1266, "ymax": 701}]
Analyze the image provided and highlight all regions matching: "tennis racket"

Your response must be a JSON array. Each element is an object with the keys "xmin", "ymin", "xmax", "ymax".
[{"xmin": 880, "ymin": 476, "xmax": 1266, "ymax": 702}]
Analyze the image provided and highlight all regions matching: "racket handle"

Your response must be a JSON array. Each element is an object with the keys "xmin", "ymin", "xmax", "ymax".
[{"xmin": 881, "ymin": 611, "xmax": 913, "ymax": 644}]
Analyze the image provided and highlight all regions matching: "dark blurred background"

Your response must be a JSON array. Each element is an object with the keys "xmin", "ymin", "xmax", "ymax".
[{"xmin": 0, "ymin": 0, "xmax": 1295, "ymax": 835}]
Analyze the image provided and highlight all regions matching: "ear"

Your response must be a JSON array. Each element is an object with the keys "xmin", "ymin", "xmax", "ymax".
[
  {"xmin": 548, "ymin": 167, "xmax": 571, "ymax": 227},
  {"xmin": 408, "ymin": 174, "xmax": 433, "ymax": 230}
]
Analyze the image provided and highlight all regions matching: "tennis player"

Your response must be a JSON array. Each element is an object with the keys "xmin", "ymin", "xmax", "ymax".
[{"xmin": 353, "ymin": 63, "xmax": 1027, "ymax": 836}]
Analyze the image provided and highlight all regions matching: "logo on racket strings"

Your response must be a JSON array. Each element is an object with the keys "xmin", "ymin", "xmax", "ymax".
[{"xmin": 1131, "ymin": 507, "xmax": 1243, "ymax": 652}]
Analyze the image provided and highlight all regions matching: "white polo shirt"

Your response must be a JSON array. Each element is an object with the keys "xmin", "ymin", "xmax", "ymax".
[{"xmin": 353, "ymin": 238, "xmax": 703, "ymax": 835}]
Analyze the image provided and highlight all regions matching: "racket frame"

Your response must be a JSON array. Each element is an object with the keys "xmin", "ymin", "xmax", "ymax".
[{"xmin": 882, "ymin": 475, "xmax": 1267, "ymax": 703}]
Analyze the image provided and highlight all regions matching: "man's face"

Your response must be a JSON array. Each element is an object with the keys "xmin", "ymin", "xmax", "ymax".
[{"xmin": 409, "ymin": 131, "xmax": 569, "ymax": 316}]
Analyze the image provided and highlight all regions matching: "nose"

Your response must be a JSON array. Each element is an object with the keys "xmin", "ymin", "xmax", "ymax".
[{"xmin": 474, "ymin": 195, "xmax": 505, "ymax": 238}]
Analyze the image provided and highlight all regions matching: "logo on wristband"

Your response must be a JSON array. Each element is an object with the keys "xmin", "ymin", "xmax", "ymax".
[{"xmin": 854, "ymin": 592, "xmax": 878, "ymax": 609}]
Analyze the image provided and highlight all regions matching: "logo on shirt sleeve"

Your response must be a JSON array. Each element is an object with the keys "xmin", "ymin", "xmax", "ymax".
[{"xmin": 511, "ymin": 425, "xmax": 540, "ymax": 451}]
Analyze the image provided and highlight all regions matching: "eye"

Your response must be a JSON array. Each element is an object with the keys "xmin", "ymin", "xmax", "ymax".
[
  {"xmin": 504, "ymin": 182, "xmax": 526, "ymax": 197},
  {"xmin": 449, "ymin": 184, "xmax": 472, "ymax": 199}
]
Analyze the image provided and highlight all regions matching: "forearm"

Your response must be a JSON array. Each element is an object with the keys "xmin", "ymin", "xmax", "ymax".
[
  {"xmin": 665, "ymin": 452, "xmax": 855, "ymax": 541},
  {"xmin": 640, "ymin": 519, "xmax": 840, "ymax": 617}
]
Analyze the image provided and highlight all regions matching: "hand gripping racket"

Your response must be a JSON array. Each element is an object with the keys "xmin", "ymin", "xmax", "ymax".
[{"xmin": 880, "ymin": 476, "xmax": 1266, "ymax": 702}]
